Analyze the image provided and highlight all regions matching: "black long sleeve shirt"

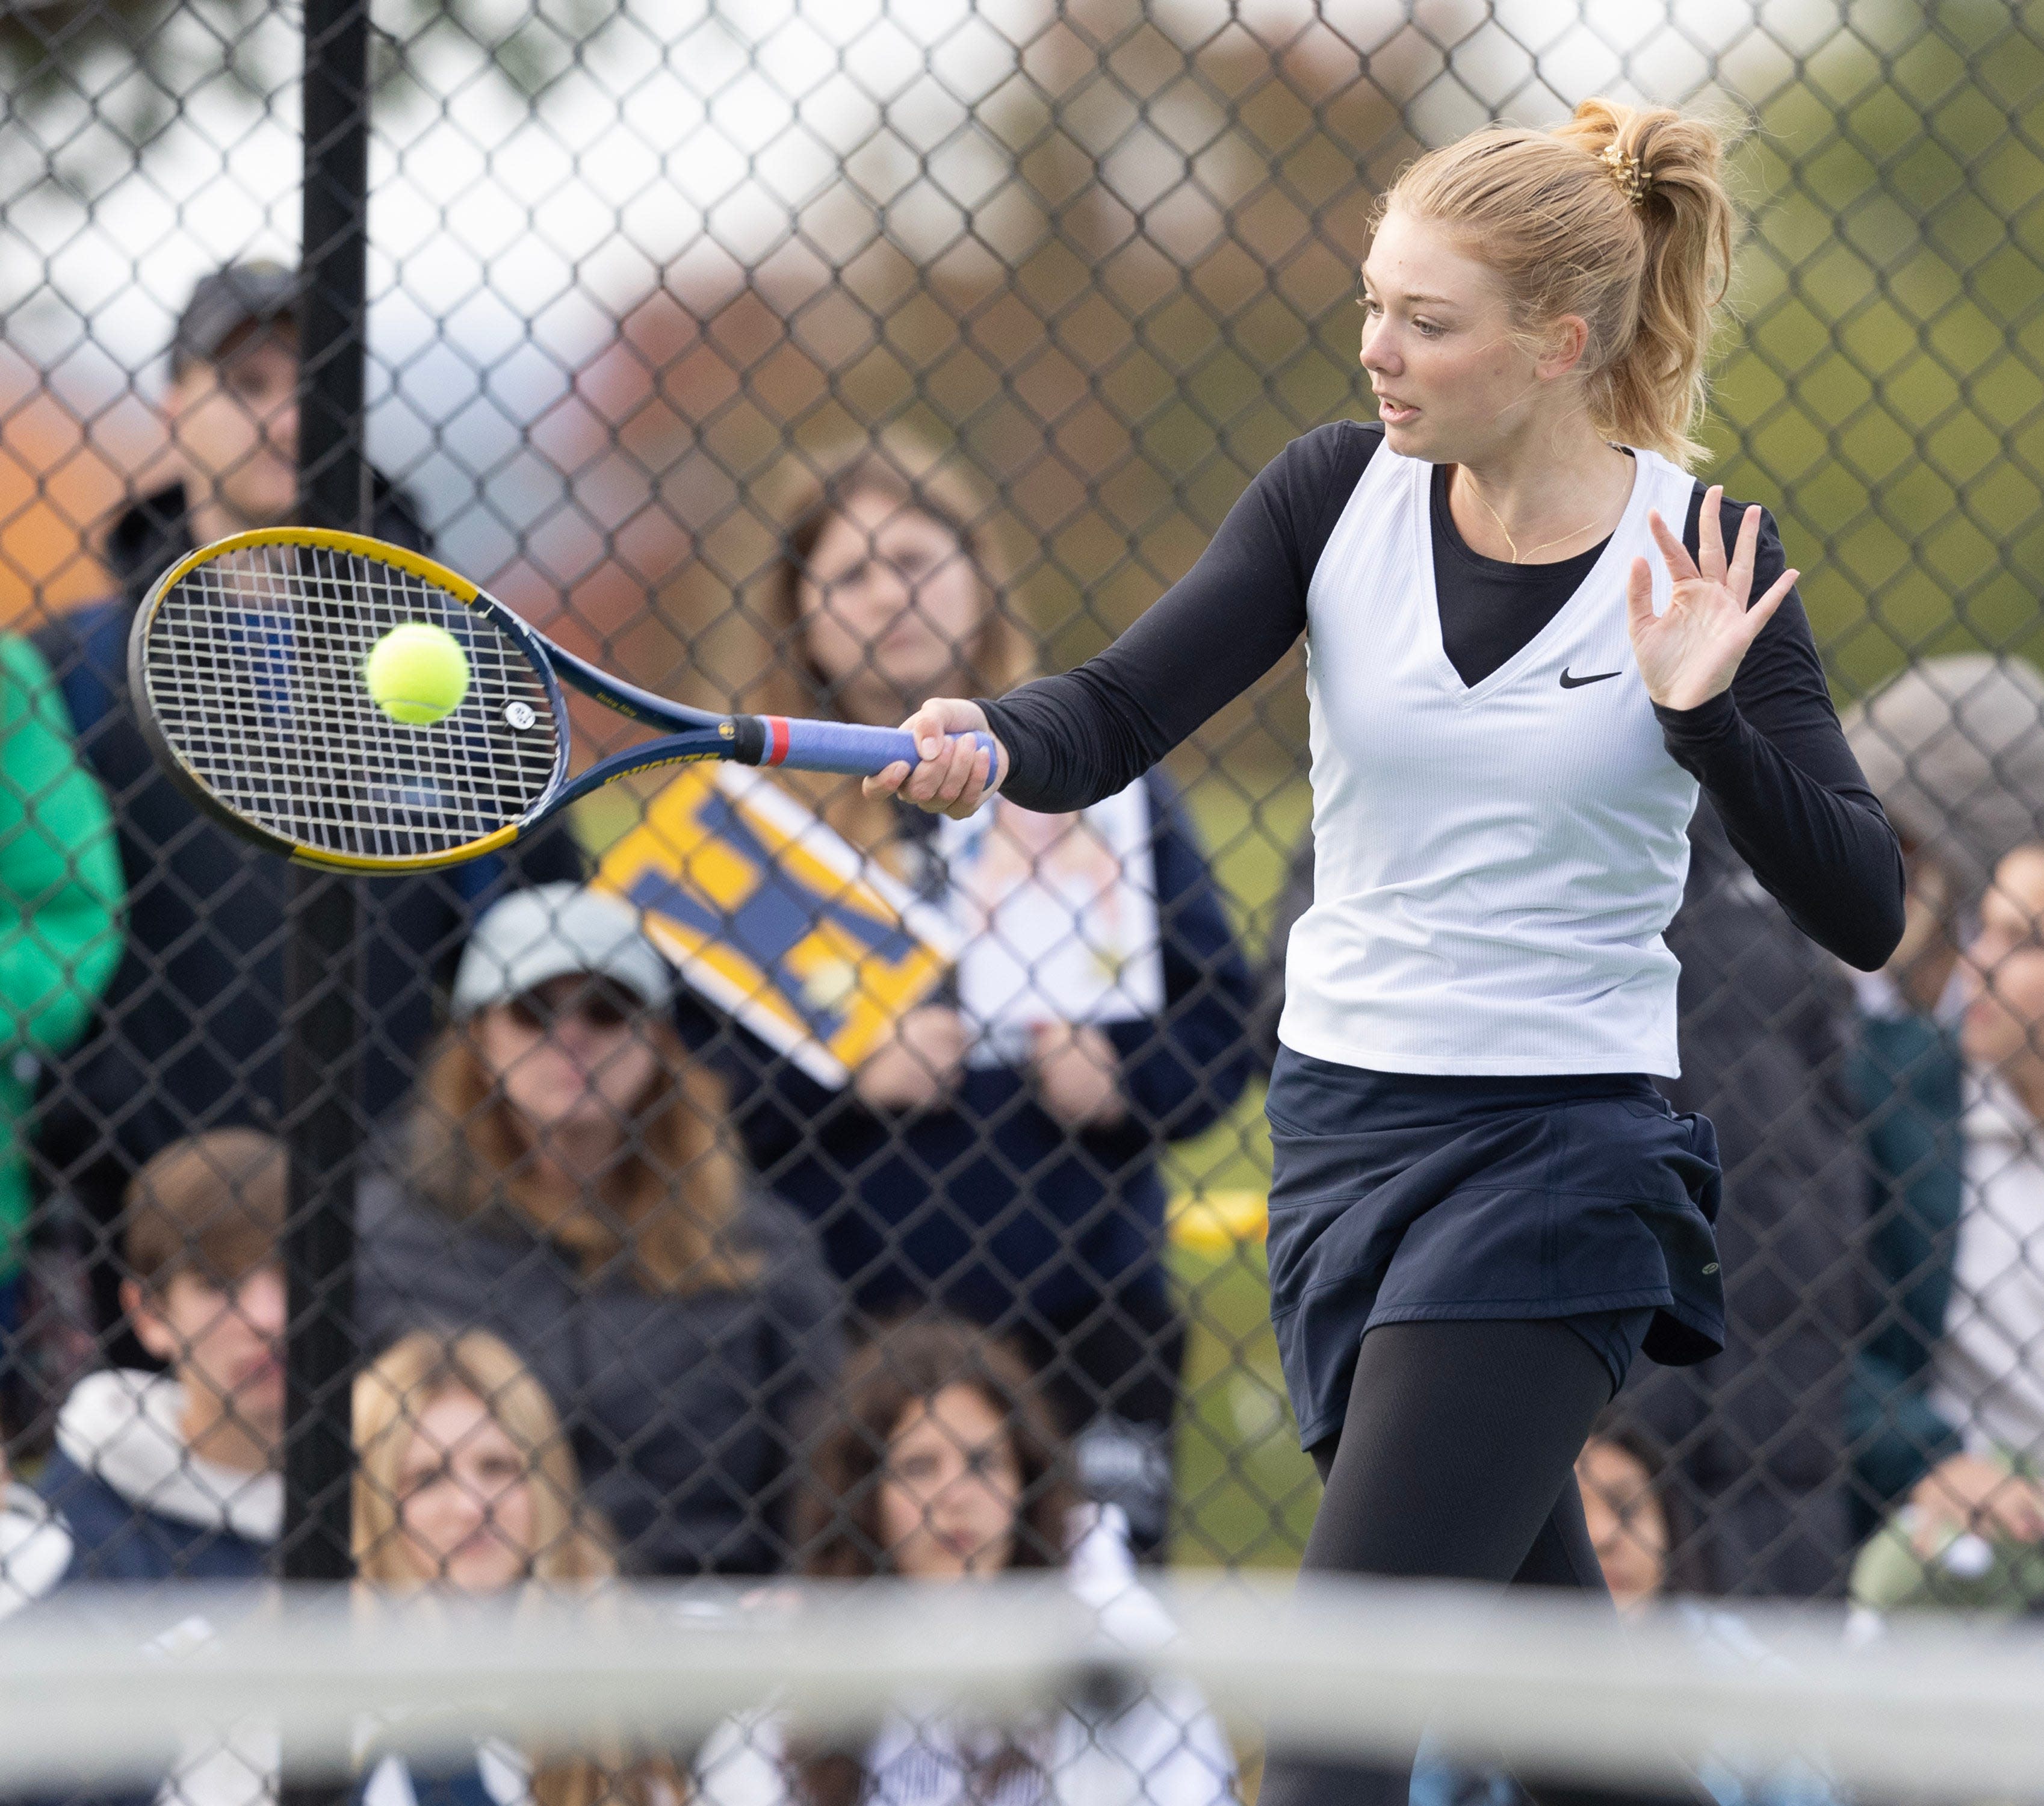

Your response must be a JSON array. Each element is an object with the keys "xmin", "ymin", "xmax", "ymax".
[{"xmin": 983, "ymin": 423, "xmax": 1904, "ymax": 973}]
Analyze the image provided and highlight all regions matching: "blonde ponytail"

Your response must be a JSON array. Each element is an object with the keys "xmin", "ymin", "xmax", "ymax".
[{"xmin": 1384, "ymin": 98, "xmax": 1736, "ymax": 467}]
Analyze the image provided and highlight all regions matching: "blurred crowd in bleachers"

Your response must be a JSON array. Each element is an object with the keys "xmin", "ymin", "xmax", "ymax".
[{"xmin": 1, "ymin": 257, "xmax": 2044, "ymax": 1800}]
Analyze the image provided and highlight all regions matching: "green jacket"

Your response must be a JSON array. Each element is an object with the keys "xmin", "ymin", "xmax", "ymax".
[
  {"xmin": 1847, "ymin": 1009, "xmax": 1966, "ymax": 1532},
  {"xmin": 0, "ymin": 634, "xmax": 123, "ymax": 1281}
]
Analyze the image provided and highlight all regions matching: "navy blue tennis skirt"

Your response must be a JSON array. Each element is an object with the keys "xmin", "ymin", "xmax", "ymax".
[{"xmin": 1264, "ymin": 1046, "xmax": 1726, "ymax": 1450}]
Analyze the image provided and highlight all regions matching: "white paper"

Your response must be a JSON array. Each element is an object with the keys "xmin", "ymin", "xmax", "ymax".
[{"xmin": 939, "ymin": 783, "xmax": 1163, "ymax": 1068}]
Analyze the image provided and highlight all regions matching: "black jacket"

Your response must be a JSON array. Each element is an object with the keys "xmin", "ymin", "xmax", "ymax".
[
  {"xmin": 723, "ymin": 777, "xmax": 1253, "ymax": 1332},
  {"xmin": 356, "ymin": 1165, "xmax": 843, "ymax": 1576},
  {"xmin": 33, "ymin": 482, "xmax": 584, "ymax": 1344},
  {"xmin": 1627, "ymin": 802, "xmax": 1868, "ymax": 1598}
]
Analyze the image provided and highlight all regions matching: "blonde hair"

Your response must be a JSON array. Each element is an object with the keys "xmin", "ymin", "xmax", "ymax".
[
  {"xmin": 353, "ymin": 1327, "xmax": 608, "ymax": 1587},
  {"xmin": 353, "ymin": 1332, "xmax": 686, "ymax": 1806},
  {"xmin": 409, "ymin": 1017, "xmax": 755, "ymax": 1296},
  {"xmin": 751, "ymin": 430, "xmax": 1033, "ymax": 857},
  {"xmin": 1383, "ymin": 98, "xmax": 1735, "ymax": 468}
]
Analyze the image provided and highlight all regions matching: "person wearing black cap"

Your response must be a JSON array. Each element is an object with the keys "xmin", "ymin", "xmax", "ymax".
[
  {"xmin": 28, "ymin": 262, "xmax": 583, "ymax": 1374},
  {"xmin": 161, "ymin": 260, "xmax": 304, "ymax": 550}
]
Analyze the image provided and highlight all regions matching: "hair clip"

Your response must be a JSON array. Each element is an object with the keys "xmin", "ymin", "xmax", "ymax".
[{"xmin": 1599, "ymin": 143, "xmax": 1653, "ymax": 210}]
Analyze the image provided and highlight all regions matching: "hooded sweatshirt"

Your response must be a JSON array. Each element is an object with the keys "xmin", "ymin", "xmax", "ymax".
[
  {"xmin": 692, "ymin": 1508, "xmax": 1237, "ymax": 1806},
  {"xmin": 20, "ymin": 1374, "xmax": 280, "ymax": 1806},
  {"xmin": 36, "ymin": 1369, "xmax": 279, "ymax": 1584},
  {"xmin": 695, "ymin": 1691, "xmax": 1237, "ymax": 1806}
]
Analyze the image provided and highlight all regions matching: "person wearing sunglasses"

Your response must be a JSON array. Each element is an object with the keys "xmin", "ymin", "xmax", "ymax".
[{"xmin": 356, "ymin": 884, "xmax": 843, "ymax": 1577}]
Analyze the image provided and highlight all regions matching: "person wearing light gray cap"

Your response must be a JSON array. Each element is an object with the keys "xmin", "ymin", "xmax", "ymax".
[
  {"xmin": 355, "ymin": 883, "xmax": 844, "ymax": 1577},
  {"xmin": 449, "ymin": 881, "xmax": 675, "ymax": 1023},
  {"xmin": 1844, "ymin": 654, "xmax": 2044, "ymax": 1011}
]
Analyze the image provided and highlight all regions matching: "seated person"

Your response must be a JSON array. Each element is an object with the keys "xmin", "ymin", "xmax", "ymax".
[
  {"xmin": 32, "ymin": 261, "xmax": 582, "ymax": 1371},
  {"xmin": 1420, "ymin": 1420, "xmax": 1833, "ymax": 1806},
  {"xmin": 693, "ymin": 1316, "xmax": 1239, "ymax": 1806},
  {"xmin": 719, "ymin": 434, "xmax": 1253, "ymax": 1551},
  {"xmin": 37, "ymin": 1129, "xmax": 286, "ymax": 1587},
  {"xmin": 352, "ymin": 1327, "xmax": 686, "ymax": 1806},
  {"xmin": 1853, "ymin": 843, "xmax": 2044, "ymax": 1612},
  {"xmin": 1573, "ymin": 1416, "xmax": 1704, "ymax": 1609},
  {"xmin": 356, "ymin": 884, "xmax": 842, "ymax": 1577}
]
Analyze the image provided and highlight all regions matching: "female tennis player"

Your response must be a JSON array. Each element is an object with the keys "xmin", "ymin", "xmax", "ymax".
[{"xmin": 869, "ymin": 98, "xmax": 1906, "ymax": 1804}]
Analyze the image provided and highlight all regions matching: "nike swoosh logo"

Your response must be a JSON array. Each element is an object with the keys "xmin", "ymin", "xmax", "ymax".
[{"xmin": 1559, "ymin": 668, "xmax": 1621, "ymax": 689}]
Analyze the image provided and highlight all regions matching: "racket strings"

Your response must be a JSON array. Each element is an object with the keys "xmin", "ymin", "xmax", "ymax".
[{"xmin": 142, "ymin": 542, "xmax": 562, "ymax": 863}]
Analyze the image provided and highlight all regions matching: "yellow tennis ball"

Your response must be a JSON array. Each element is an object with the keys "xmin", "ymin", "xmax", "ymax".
[{"xmin": 365, "ymin": 622, "xmax": 471, "ymax": 726}]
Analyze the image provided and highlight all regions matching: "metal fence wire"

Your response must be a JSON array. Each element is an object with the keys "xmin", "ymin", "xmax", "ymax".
[{"xmin": 5, "ymin": 0, "xmax": 2044, "ymax": 1789}]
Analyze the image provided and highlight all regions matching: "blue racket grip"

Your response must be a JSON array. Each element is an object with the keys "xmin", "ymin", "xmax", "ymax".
[{"xmin": 763, "ymin": 715, "xmax": 999, "ymax": 781}]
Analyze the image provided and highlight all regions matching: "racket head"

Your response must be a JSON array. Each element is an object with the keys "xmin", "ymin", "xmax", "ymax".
[{"xmin": 130, "ymin": 527, "xmax": 572, "ymax": 874}]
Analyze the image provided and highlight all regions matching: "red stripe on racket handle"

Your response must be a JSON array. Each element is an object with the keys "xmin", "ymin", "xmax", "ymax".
[{"xmin": 765, "ymin": 717, "xmax": 998, "ymax": 780}]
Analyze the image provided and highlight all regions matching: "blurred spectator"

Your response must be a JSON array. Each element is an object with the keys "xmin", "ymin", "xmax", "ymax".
[
  {"xmin": 1851, "ymin": 843, "xmax": 2044, "ymax": 1613},
  {"xmin": 36, "ymin": 1129, "xmax": 286, "ymax": 1589},
  {"xmin": 1416, "ymin": 1420, "xmax": 1841, "ymax": 1806},
  {"xmin": 1575, "ymin": 1415, "xmax": 1703, "ymax": 1608},
  {"xmin": 693, "ymin": 1317, "xmax": 1239, "ymax": 1806},
  {"xmin": 351, "ymin": 1327, "xmax": 687, "ymax": 1806},
  {"xmin": 719, "ymin": 433, "xmax": 1253, "ymax": 1551},
  {"xmin": 1409, "ymin": 1418, "xmax": 1696, "ymax": 1806},
  {"xmin": 355, "ymin": 1325, "xmax": 611, "ymax": 1589},
  {"xmin": 1627, "ymin": 804, "xmax": 1867, "ymax": 1598},
  {"xmin": 1844, "ymin": 656, "xmax": 2044, "ymax": 1544},
  {"xmin": 1256, "ymin": 807, "xmax": 1866, "ymax": 1597},
  {"xmin": 0, "ymin": 633, "xmax": 123, "ymax": 1406},
  {"xmin": 1844, "ymin": 654, "xmax": 2044, "ymax": 945},
  {"xmin": 356, "ymin": 884, "xmax": 842, "ymax": 1577},
  {"xmin": 31, "ymin": 260, "xmax": 581, "ymax": 1367}
]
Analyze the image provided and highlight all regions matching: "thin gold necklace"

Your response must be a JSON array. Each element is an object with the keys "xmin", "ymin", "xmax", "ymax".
[{"xmin": 1461, "ymin": 473, "xmax": 1603, "ymax": 565}]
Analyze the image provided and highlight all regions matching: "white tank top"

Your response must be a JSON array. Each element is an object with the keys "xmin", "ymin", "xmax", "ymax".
[{"xmin": 1277, "ymin": 442, "xmax": 1702, "ymax": 1078}]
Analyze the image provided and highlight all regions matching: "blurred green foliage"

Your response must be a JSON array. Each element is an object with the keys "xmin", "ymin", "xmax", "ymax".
[{"xmin": 1709, "ymin": 5, "xmax": 2044, "ymax": 702}]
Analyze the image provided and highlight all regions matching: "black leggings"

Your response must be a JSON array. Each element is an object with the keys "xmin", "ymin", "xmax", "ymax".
[{"xmin": 1259, "ymin": 1318, "xmax": 1671, "ymax": 1806}]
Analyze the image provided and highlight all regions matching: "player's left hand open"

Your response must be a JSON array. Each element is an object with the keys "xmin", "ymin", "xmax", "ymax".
[
  {"xmin": 1626, "ymin": 485, "xmax": 1799, "ymax": 713},
  {"xmin": 864, "ymin": 696, "xmax": 1009, "ymax": 819}
]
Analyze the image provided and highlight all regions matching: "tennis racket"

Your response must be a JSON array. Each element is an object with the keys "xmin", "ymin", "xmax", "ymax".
[{"xmin": 129, "ymin": 526, "xmax": 995, "ymax": 875}]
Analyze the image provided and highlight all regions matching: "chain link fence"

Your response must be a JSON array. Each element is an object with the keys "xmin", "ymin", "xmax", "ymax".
[{"xmin": 4, "ymin": 0, "xmax": 2044, "ymax": 1795}]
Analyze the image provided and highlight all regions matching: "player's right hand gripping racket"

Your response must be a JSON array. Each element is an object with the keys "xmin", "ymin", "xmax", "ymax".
[{"xmin": 129, "ymin": 526, "xmax": 996, "ymax": 874}]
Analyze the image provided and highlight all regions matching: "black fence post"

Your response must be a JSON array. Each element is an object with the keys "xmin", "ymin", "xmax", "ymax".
[{"xmin": 280, "ymin": 0, "xmax": 371, "ymax": 1593}]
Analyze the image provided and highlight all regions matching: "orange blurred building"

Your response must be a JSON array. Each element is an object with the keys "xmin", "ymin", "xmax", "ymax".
[{"xmin": 0, "ymin": 347, "xmax": 168, "ymax": 629}]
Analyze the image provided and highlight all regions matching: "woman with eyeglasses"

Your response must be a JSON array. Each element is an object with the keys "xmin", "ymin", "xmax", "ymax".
[
  {"xmin": 708, "ymin": 432, "xmax": 1252, "ymax": 1556},
  {"xmin": 356, "ymin": 883, "xmax": 844, "ymax": 1577}
]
